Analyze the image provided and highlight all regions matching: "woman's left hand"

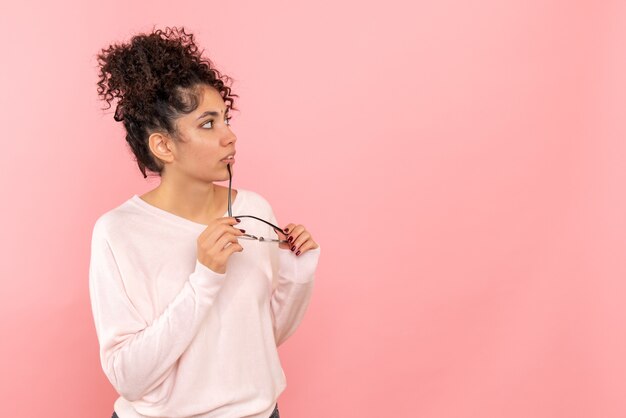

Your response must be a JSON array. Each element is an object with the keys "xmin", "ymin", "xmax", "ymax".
[{"xmin": 273, "ymin": 223, "xmax": 319, "ymax": 256}]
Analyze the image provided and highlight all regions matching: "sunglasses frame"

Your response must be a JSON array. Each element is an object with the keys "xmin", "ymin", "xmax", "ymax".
[{"xmin": 226, "ymin": 163, "xmax": 290, "ymax": 244}]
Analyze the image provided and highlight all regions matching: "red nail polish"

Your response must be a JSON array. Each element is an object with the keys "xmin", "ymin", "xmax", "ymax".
[
  {"xmin": 284, "ymin": 228, "xmax": 289, "ymax": 233},
  {"xmin": 296, "ymin": 250, "xmax": 301, "ymax": 256}
]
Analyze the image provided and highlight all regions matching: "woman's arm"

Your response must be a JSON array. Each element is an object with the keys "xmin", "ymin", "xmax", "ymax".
[
  {"xmin": 267, "ymin": 207, "xmax": 321, "ymax": 347},
  {"xmin": 88, "ymin": 219, "xmax": 227, "ymax": 402}
]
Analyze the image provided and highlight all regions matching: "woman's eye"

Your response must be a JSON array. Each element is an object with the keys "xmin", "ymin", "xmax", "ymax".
[{"xmin": 202, "ymin": 117, "xmax": 232, "ymax": 129}]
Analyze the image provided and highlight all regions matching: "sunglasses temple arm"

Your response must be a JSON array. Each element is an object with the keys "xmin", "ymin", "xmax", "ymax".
[
  {"xmin": 233, "ymin": 215, "xmax": 286, "ymax": 235},
  {"xmin": 224, "ymin": 166, "xmax": 287, "ymax": 237},
  {"xmin": 227, "ymin": 164, "xmax": 233, "ymax": 217}
]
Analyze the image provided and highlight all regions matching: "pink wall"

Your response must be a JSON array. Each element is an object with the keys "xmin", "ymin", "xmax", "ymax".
[{"xmin": 1, "ymin": 1, "xmax": 625, "ymax": 417}]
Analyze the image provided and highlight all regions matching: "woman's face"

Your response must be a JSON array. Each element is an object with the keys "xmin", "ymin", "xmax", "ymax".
[{"xmin": 152, "ymin": 84, "xmax": 237, "ymax": 182}]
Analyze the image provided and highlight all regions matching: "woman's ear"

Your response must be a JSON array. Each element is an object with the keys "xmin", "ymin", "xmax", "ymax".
[{"xmin": 148, "ymin": 132, "xmax": 176, "ymax": 164}]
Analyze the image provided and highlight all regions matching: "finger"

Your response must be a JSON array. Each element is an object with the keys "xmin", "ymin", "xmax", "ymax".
[
  {"xmin": 291, "ymin": 230, "xmax": 311, "ymax": 252},
  {"xmin": 217, "ymin": 228, "xmax": 241, "ymax": 250},
  {"xmin": 277, "ymin": 223, "xmax": 296, "ymax": 236},
  {"xmin": 285, "ymin": 224, "xmax": 304, "ymax": 245},
  {"xmin": 272, "ymin": 227, "xmax": 290, "ymax": 249},
  {"xmin": 294, "ymin": 240, "xmax": 314, "ymax": 256},
  {"xmin": 210, "ymin": 222, "xmax": 244, "ymax": 244},
  {"xmin": 278, "ymin": 239, "xmax": 292, "ymax": 250},
  {"xmin": 222, "ymin": 216, "xmax": 241, "ymax": 225},
  {"xmin": 199, "ymin": 216, "xmax": 241, "ymax": 239},
  {"xmin": 273, "ymin": 225, "xmax": 289, "ymax": 239},
  {"xmin": 276, "ymin": 223, "xmax": 299, "ymax": 241},
  {"xmin": 277, "ymin": 226, "xmax": 298, "ymax": 250},
  {"xmin": 226, "ymin": 241, "xmax": 244, "ymax": 254}
]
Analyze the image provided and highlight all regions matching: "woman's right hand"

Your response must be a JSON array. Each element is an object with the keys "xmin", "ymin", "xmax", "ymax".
[{"xmin": 197, "ymin": 217, "xmax": 245, "ymax": 274}]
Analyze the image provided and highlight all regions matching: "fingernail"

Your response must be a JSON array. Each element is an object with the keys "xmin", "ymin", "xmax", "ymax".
[
  {"xmin": 284, "ymin": 228, "xmax": 289, "ymax": 232},
  {"xmin": 288, "ymin": 236, "xmax": 293, "ymax": 242},
  {"xmin": 296, "ymin": 250, "xmax": 301, "ymax": 256},
  {"xmin": 236, "ymin": 218, "xmax": 241, "ymax": 223},
  {"xmin": 238, "ymin": 229, "xmax": 246, "ymax": 232},
  {"xmin": 291, "ymin": 245, "xmax": 296, "ymax": 251}
]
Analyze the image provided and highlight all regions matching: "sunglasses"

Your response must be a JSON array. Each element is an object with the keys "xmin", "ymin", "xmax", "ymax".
[{"xmin": 226, "ymin": 163, "xmax": 289, "ymax": 244}]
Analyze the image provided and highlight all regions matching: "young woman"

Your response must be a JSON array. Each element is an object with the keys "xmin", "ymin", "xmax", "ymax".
[{"xmin": 90, "ymin": 26, "xmax": 321, "ymax": 418}]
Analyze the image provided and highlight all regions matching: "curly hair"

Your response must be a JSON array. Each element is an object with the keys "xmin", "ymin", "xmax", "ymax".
[{"xmin": 96, "ymin": 25, "xmax": 239, "ymax": 178}]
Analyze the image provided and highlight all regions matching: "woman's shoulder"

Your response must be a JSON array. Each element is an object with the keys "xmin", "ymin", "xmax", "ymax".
[
  {"xmin": 232, "ymin": 187, "xmax": 273, "ymax": 210},
  {"xmin": 91, "ymin": 196, "xmax": 145, "ymax": 240}
]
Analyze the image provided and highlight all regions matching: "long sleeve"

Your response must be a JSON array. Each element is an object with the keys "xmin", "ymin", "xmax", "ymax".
[
  {"xmin": 88, "ymin": 219, "xmax": 227, "ymax": 402},
  {"xmin": 267, "ymin": 207, "xmax": 321, "ymax": 347}
]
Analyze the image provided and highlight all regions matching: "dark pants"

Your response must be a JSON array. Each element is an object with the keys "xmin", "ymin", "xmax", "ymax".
[{"xmin": 111, "ymin": 402, "xmax": 279, "ymax": 418}]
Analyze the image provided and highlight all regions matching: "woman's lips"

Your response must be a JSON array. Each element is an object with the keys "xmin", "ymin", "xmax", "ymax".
[{"xmin": 221, "ymin": 157, "xmax": 236, "ymax": 164}]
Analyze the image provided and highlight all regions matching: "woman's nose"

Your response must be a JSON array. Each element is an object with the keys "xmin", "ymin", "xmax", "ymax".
[{"xmin": 224, "ymin": 129, "xmax": 237, "ymax": 144}]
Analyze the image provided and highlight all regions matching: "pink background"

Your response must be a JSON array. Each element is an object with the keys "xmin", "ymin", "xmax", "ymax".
[{"xmin": 1, "ymin": 1, "xmax": 625, "ymax": 417}]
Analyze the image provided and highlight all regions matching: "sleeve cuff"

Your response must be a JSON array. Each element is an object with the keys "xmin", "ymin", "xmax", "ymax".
[
  {"xmin": 277, "ymin": 244, "xmax": 321, "ymax": 283},
  {"xmin": 190, "ymin": 259, "xmax": 228, "ymax": 287}
]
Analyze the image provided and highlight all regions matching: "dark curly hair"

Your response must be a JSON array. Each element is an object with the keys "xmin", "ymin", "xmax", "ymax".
[{"xmin": 96, "ymin": 25, "xmax": 239, "ymax": 178}]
